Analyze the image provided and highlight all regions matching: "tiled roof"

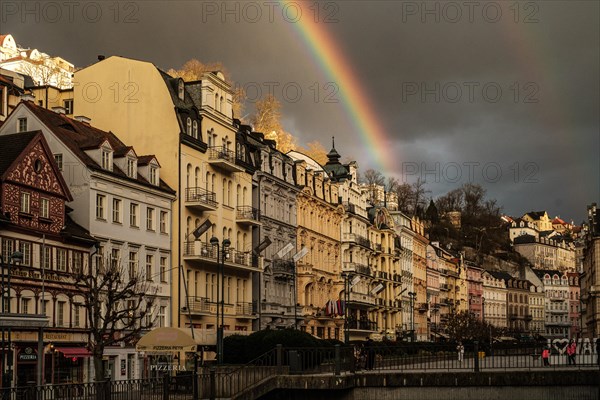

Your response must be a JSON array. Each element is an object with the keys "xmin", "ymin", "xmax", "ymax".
[
  {"xmin": 0, "ymin": 131, "xmax": 39, "ymax": 177},
  {"xmin": 524, "ymin": 211, "xmax": 547, "ymax": 220},
  {"xmin": 22, "ymin": 101, "xmax": 175, "ymax": 194}
]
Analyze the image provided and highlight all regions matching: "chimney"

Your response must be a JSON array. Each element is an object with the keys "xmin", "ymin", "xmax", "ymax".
[
  {"xmin": 74, "ymin": 115, "xmax": 91, "ymax": 124},
  {"xmin": 52, "ymin": 106, "xmax": 66, "ymax": 115},
  {"xmin": 20, "ymin": 93, "xmax": 35, "ymax": 102},
  {"xmin": 98, "ymin": 55, "xmax": 105, "ymax": 61}
]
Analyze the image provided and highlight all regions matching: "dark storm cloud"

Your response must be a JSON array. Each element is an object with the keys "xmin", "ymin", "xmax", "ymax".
[{"xmin": 2, "ymin": 0, "xmax": 597, "ymax": 221}]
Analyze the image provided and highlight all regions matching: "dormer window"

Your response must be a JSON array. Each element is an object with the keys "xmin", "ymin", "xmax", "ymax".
[
  {"xmin": 101, "ymin": 148, "xmax": 112, "ymax": 171},
  {"xmin": 178, "ymin": 79, "xmax": 184, "ymax": 100},
  {"xmin": 18, "ymin": 117, "xmax": 27, "ymax": 132},
  {"xmin": 186, "ymin": 117, "xmax": 192, "ymax": 135},
  {"xmin": 192, "ymin": 120, "xmax": 198, "ymax": 139},
  {"xmin": 127, "ymin": 158, "xmax": 137, "ymax": 178},
  {"xmin": 150, "ymin": 166, "xmax": 159, "ymax": 185}
]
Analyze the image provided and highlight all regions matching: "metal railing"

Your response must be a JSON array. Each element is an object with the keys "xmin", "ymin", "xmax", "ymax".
[
  {"xmin": 185, "ymin": 187, "xmax": 218, "ymax": 208},
  {"xmin": 236, "ymin": 206, "xmax": 260, "ymax": 222},
  {"xmin": 208, "ymin": 146, "xmax": 236, "ymax": 163},
  {"xmin": 2, "ymin": 344, "xmax": 597, "ymax": 400}
]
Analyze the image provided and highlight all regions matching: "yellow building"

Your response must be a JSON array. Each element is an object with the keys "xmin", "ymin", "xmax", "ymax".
[
  {"xmin": 73, "ymin": 56, "xmax": 257, "ymax": 346},
  {"xmin": 289, "ymin": 154, "xmax": 344, "ymax": 340},
  {"xmin": 411, "ymin": 217, "xmax": 429, "ymax": 341}
]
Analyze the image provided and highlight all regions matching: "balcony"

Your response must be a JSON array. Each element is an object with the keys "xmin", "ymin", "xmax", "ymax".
[
  {"xmin": 342, "ymin": 233, "xmax": 371, "ymax": 249},
  {"xmin": 373, "ymin": 243, "xmax": 382, "ymax": 253},
  {"xmin": 347, "ymin": 291, "xmax": 376, "ymax": 306},
  {"xmin": 272, "ymin": 259, "xmax": 295, "ymax": 278},
  {"xmin": 342, "ymin": 202, "xmax": 356, "ymax": 214},
  {"xmin": 346, "ymin": 319, "xmax": 378, "ymax": 332},
  {"xmin": 185, "ymin": 187, "xmax": 218, "ymax": 211},
  {"xmin": 446, "ymin": 270, "xmax": 459, "ymax": 278},
  {"xmin": 342, "ymin": 262, "xmax": 371, "ymax": 276},
  {"xmin": 236, "ymin": 302, "xmax": 256, "ymax": 318},
  {"xmin": 181, "ymin": 296, "xmax": 213, "ymax": 315},
  {"xmin": 418, "ymin": 303, "xmax": 428, "ymax": 313},
  {"xmin": 184, "ymin": 241, "xmax": 259, "ymax": 272},
  {"xmin": 208, "ymin": 146, "xmax": 244, "ymax": 172},
  {"xmin": 236, "ymin": 206, "xmax": 261, "ymax": 226}
]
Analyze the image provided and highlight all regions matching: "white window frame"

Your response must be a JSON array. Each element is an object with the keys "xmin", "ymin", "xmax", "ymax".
[
  {"xmin": 112, "ymin": 198, "xmax": 122, "ymax": 223},
  {"xmin": 56, "ymin": 248, "xmax": 67, "ymax": 272},
  {"xmin": 146, "ymin": 207, "xmax": 155, "ymax": 231},
  {"xmin": 96, "ymin": 194, "xmax": 106, "ymax": 220},
  {"xmin": 54, "ymin": 154, "xmax": 63, "ymax": 171},
  {"xmin": 40, "ymin": 197, "xmax": 50, "ymax": 219},
  {"xmin": 18, "ymin": 117, "xmax": 27, "ymax": 132},
  {"xmin": 130, "ymin": 203, "xmax": 138, "ymax": 227},
  {"xmin": 146, "ymin": 254, "xmax": 154, "ymax": 281},
  {"xmin": 20, "ymin": 192, "xmax": 31, "ymax": 213},
  {"xmin": 160, "ymin": 211, "xmax": 168, "ymax": 234}
]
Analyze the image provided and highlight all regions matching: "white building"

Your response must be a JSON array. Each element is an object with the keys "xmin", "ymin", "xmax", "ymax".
[{"xmin": 0, "ymin": 100, "xmax": 176, "ymax": 380}]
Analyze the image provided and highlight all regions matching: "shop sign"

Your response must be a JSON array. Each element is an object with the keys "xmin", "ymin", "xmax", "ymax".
[
  {"xmin": 149, "ymin": 363, "xmax": 187, "ymax": 372},
  {"xmin": 18, "ymin": 347, "xmax": 37, "ymax": 361}
]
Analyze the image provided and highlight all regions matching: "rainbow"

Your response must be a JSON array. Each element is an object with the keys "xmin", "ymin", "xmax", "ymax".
[{"xmin": 281, "ymin": 1, "xmax": 396, "ymax": 172}]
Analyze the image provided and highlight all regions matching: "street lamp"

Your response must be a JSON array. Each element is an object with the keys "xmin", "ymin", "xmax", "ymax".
[
  {"xmin": 1, "ymin": 250, "xmax": 23, "ymax": 388},
  {"xmin": 408, "ymin": 291, "xmax": 416, "ymax": 342},
  {"xmin": 210, "ymin": 237, "xmax": 230, "ymax": 365},
  {"xmin": 343, "ymin": 274, "xmax": 361, "ymax": 344}
]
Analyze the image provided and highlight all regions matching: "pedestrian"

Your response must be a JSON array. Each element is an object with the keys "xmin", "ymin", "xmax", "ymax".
[
  {"xmin": 456, "ymin": 341, "xmax": 464, "ymax": 362},
  {"xmin": 542, "ymin": 346, "xmax": 550, "ymax": 366},
  {"xmin": 365, "ymin": 338, "xmax": 376, "ymax": 370},
  {"xmin": 566, "ymin": 339, "xmax": 577, "ymax": 365}
]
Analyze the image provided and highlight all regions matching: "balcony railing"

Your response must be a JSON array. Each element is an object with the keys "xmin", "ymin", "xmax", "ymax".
[
  {"xmin": 182, "ymin": 296, "xmax": 213, "ymax": 314},
  {"xmin": 346, "ymin": 319, "xmax": 378, "ymax": 331},
  {"xmin": 236, "ymin": 206, "xmax": 261, "ymax": 225},
  {"xmin": 185, "ymin": 187, "xmax": 218, "ymax": 210},
  {"xmin": 236, "ymin": 302, "xmax": 255, "ymax": 316},
  {"xmin": 208, "ymin": 146, "xmax": 244, "ymax": 172},
  {"xmin": 342, "ymin": 262, "xmax": 371, "ymax": 276},
  {"xmin": 272, "ymin": 259, "xmax": 295, "ymax": 277}
]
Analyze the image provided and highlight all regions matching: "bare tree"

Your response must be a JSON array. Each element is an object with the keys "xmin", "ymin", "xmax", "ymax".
[
  {"xmin": 75, "ymin": 256, "xmax": 158, "ymax": 381},
  {"xmin": 250, "ymin": 94, "xmax": 297, "ymax": 153},
  {"xmin": 395, "ymin": 183, "xmax": 414, "ymax": 214},
  {"xmin": 19, "ymin": 56, "xmax": 71, "ymax": 88},
  {"xmin": 436, "ymin": 188, "xmax": 464, "ymax": 214},
  {"xmin": 300, "ymin": 140, "xmax": 327, "ymax": 165},
  {"xmin": 462, "ymin": 183, "xmax": 486, "ymax": 218},
  {"xmin": 168, "ymin": 58, "xmax": 245, "ymax": 117},
  {"xmin": 359, "ymin": 169, "xmax": 385, "ymax": 205},
  {"xmin": 411, "ymin": 177, "xmax": 430, "ymax": 216}
]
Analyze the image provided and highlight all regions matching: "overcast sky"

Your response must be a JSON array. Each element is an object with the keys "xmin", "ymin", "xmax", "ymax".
[{"xmin": 3, "ymin": 0, "xmax": 598, "ymax": 222}]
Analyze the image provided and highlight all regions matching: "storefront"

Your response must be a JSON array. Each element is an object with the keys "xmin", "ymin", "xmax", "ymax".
[{"xmin": 136, "ymin": 327, "xmax": 202, "ymax": 377}]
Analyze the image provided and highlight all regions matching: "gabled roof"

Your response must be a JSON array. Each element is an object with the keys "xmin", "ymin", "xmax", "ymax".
[
  {"xmin": 524, "ymin": 211, "xmax": 547, "ymax": 220},
  {"xmin": 19, "ymin": 101, "xmax": 175, "ymax": 195},
  {"xmin": 0, "ymin": 131, "xmax": 38, "ymax": 176},
  {"xmin": 0, "ymin": 130, "xmax": 72, "ymax": 201}
]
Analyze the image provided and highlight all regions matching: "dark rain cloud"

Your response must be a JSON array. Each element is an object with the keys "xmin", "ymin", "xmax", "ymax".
[{"xmin": 2, "ymin": 0, "xmax": 598, "ymax": 221}]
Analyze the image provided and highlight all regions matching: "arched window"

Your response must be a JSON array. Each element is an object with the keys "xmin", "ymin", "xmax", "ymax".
[
  {"xmin": 186, "ymin": 117, "xmax": 192, "ymax": 135},
  {"xmin": 194, "ymin": 167, "xmax": 200, "ymax": 188},
  {"xmin": 186, "ymin": 164, "xmax": 192, "ymax": 189},
  {"xmin": 222, "ymin": 178, "xmax": 227, "ymax": 205},
  {"xmin": 192, "ymin": 120, "xmax": 198, "ymax": 138},
  {"xmin": 214, "ymin": 94, "xmax": 218, "ymax": 111},
  {"xmin": 220, "ymin": 96, "xmax": 224, "ymax": 113},
  {"xmin": 178, "ymin": 79, "xmax": 184, "ymax": 100}
]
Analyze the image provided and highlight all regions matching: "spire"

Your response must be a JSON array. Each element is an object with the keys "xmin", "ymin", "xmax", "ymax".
[{"xmin": 326, "ymin": 136, "xmax": 341, "ymax": 165}]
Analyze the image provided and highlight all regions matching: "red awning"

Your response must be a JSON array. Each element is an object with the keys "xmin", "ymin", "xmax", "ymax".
[{"xmin": 57, "ymin": 347, "xmax": 91, "ymax": 358}]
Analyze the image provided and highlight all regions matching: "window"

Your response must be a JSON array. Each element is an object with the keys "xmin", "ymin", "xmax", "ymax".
[
  {"xmin": 56, "ymin": 248, "xmax": 67, "ymax": 272},
  {"xmin": 40, "ymin": 198, "xmax": 49, "ymax": 219},
  {"xmin": 128, "ymin": 251, "xmax": 138, "ymax": 278},
  {"xmin": 160, "ymin": 257, "xmax": 167, "ymax": 282},
  {"xmin": 101, "ymin": 149, "xmax": 112, "ymax": 170},
  {"xmin": 146, "ymin": 207, "xmax": 155, "ymax": 231},
  {"xmin": 0, "ymin": 87, "xmax": 4, "ymax": 115},
  {"xmin": 96, "ymin": 194, "xmax": 106, "ymax": 219},
  {"xmin": 160, "ymin": 211, "xmax": 168, "ymax": 234},
  {"xmin": 19, "ymin": 241, "xmax": 31, "ymax": 266},
  {"xmin": 57, "ymin": 301, "xmax": 65, "ymax": 326},
  {"xmin": 21, "ymin": 298, "xmax": 30, "ymax": 314},
  {"xmin": 158, "ymin": 306, "xmax": 166, "ymax": 327},
  {"xmin": 130, "ymin": 203, "xmax": 138, "ymax": 227},
  {"xmin": 20, "ymin": 192, "xmax": 31, "ymax": 213},
  {"xmin": 192, "ymin": 120, "xmax": 198, "ymax": 138},
  {"xmin": 146, "ymin": 255, "xmax": 154, "ymax": 281},
  {"xmin": 73, "ymin": 304, "xmax": 80, "ymax": 327},
  {"xmin": 178, "ymin": 79, "xmax": 184, "ymax": 100},
  {"xmin": 112, "ymin": 198, "xmax": 122, "ymax": 223},
  {"xmin": 187, "ymin": 117, "xmax": 192, "ymax": 135},
  {"xmin": 72, "ymin": 251, "xmax": 83, "ymax": 274},
  {"xmin": 111, "ymin": 248, "xmax": 120, "ymax": 270},
  {"xmin": 41, "ymin": 246, "xmax": 51, "ymax": 269},
  {"xmin": 18, "ymin": 117, "xmax": 27, "ymax": 132},
  {"xmin": 54, "ymin": 154, "xmax": 63, "ymax": 171},
  {"xmin": 127, "ymin": 158, "xmax": 136, "ymax": 178},
  {"xmin": 41, "ymin": 300, "xmax": 49, "ymax": 316},
  {"xmin": 149, "ymin": 166, "xmax": 158, "ymax": 185},
  {"xmin": 63, "ymin": 99, "xmax": 73, "ymax": 114}
]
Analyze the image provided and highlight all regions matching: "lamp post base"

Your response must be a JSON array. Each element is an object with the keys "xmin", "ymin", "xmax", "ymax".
[{"xmin": 216, "ymin": 327, "xmax": 224, "ymax": 364}]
